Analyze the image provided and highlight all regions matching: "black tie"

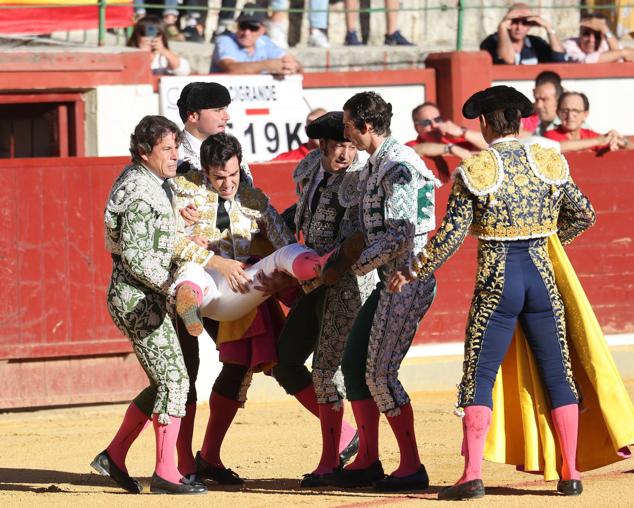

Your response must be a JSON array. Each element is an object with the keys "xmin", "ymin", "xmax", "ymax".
[
  {"xmin": 310, "ymin": 172, "xmax": 331, "ymax": 214},
  {"xmin": 216, "ymin": 197, "xmax": 230, "ymax": 231},
  {"xmin": 162, "ymin": 179, "xmax": 173, "ymax": 203}
]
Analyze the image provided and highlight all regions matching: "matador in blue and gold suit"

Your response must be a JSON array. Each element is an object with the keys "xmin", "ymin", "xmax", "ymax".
[{"xmin": 401, "ymin": 86, "xmax": 600, "ymax": 500}]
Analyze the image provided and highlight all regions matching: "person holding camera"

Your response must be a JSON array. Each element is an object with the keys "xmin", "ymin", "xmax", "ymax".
[
  {"xmin": 480, "ymin": 3, "xmax": 565, "ymax": 65},
  {"xmin": 127, "ymin": 15, "xmax": 191, "ymax": 76}
]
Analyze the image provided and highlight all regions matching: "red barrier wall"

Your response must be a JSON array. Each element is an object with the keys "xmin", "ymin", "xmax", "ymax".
[{"xmin": 0, "ymin": 151, "xmax": 632, "ymax": 407}]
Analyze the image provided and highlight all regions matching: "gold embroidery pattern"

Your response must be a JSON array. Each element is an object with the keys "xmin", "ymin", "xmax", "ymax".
[
  {"xmin": 457, "ymin": 241, "xmax": 507, "ymax": 406},
  {"xmin": 460, "ymin": 150, "xmax": 500, "ymax": 194},
  {"xmin": 528, "ymin": 144, "xmax": 568, "ymax": 183}
]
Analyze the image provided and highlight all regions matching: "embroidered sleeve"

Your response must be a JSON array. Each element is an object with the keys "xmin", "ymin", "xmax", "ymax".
[
  {"xmin": 412, "ymin": 177, "xmax": 474, "ymax": 280},
  {"xmin": 557, "ymin": 177, "xmax": 596, "ymax": 245},
  {"xmin": 119, "ymin": 200, "xmax": 172, "ymax": 293},
  {"xmin": 173, "ymin": 235, "xmax": 213, "ymax": 265},
  {"xmin": 259, "ymin": 203, "xmax": 296, "ymax": 250},
  {"xmin": 351, "ymin": 165, "xmax": 416, "ymax": 276}
]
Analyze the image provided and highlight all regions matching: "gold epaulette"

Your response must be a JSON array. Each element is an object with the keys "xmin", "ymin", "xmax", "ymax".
[
  {"xmin": 458, "ymin": 150, "xmax": 501, "ymax": 196},
  {"xmin": 172, "ymin": 170, "xmax": 204, "ymax": 196},
  {"xmin": 238, "ymin": 183, "xmax": 270, "ymax": 211},
  {"xmin": 527, "ymin": 144, "xmax": 569, "ymax": 184}
]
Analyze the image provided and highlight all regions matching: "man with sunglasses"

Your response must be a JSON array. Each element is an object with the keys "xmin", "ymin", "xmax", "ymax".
[
  {"xmin": 405, "ymin": 102, "xmax": 487, "ymax": 175},
  {"xmin": 210, "ymin": 2, "xmax": 302, "ymax": 75},
  {"xmin": 480, "ymin": 2, "xmax": 565, "ymax": 65}
]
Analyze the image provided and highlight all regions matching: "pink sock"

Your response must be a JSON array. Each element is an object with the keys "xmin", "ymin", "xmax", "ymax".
[
  {"xmin": 346, "ymin": 398, "xmax": 380, "ymax": 470},
  {"xmin": 153, "ymin": 415, "xmax": 182, "ymax": 483},
  {"xmin": 551, "ymin": 403, "xmax": 581, "ymax": 481},
  {"xmin": 314, "ymin": 403, "xmax": 343, "ymax": 474},
  {"xmin": 176, "ymin": 403, "xmax": 197, "ymax": 476},
  {"xmin": 291, "ymin": 252, "xmax": 324, "ymax": 280},
  {"xmin": 106, "ymin": 402, "xmax": 150, "ymax": 474},
  {"xmin": 200, "ymin": 392, "xmax": 240, "ymax": 468},
  {"xmin": 294, "ymin": 384, "xmax": 356, "ymax": 454},
  {"xmin": 386, "ymin": 403, "xmax": 421, "ymax": 477},
  {"xmin": 176, "ymin": 281, "xmax": 202, "ymax": 304},
  {"xmin": 457, "ymin": 405, "xmax": 491, "ymax": 485}
]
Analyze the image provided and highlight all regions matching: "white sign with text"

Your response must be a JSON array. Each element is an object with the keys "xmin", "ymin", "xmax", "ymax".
[{"xmin": 159, "ymin": 74, "xmax": 308, "ymax": 162}]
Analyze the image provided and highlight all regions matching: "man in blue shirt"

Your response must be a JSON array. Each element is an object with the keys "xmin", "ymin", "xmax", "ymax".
[{"xmin": 210, "ymin": 2, "xmax": 302, "ymax": 74}]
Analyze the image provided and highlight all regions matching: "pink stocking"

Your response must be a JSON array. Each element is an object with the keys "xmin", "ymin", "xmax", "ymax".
[
  {"xmin": 176, "ymin": 403, "xmax": 197, "ymax": 476},
  {"xmin": 291, "ymin": 252, "xmax": 331, "ymax": 280},
  {"xmin": 106, "ymin": 402, "xmax": 150, "ymax": 474},
  {"xmin": 346, "ymin": 398, "xmax": 380, "ymax": 470},
  {"xmin": 457, "ymin": 405, "xmax": 491, "ymax": 485},
  {"xmin": 386, "ymin": 403, "xmax": 421, "ymax": 477},
  {"xmin": 314, "ymin": 403, "xmax": 343, "ymax": 474},
  {"xmin": 199, "ymin": 391, "xmax": 240, "ymax": 468},
  {"xmin": 153, "ymin": 415, "xmax": 182, "ymax": 483},
  {"xmin": 294, "ymin": 384, "xmax": 357, "ymax": 454},
  {"xmin": 551, "ymin": 404, "xmax": 581, "ymax": 481}
]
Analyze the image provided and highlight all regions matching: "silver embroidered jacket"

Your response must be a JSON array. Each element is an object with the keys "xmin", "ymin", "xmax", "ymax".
[
  {"xmin": 352, "ymin": 137, "xmax": 440, "ymax": 279},
  {"xmin": 104, "ymin": 164, "xmax": 212, "ymax": 295}
]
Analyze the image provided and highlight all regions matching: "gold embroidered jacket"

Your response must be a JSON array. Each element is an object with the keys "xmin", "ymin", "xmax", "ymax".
[
  {"xmin": 170, "ymin": 169, "xmax": 294, "ymax": 263},
  {"xmin": 412, "ymin": 140, "xmax": 596, "ymax": 279}
]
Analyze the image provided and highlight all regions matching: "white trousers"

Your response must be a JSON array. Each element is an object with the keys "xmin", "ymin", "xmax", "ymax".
[{"xmin": 174, "ymin": 243, "xmax": 318, "ymax": 321}]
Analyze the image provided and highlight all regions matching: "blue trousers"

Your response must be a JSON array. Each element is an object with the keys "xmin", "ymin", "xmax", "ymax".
[{"xmin": 468, "ymin": 240, "xmax": 578, "ymax": 410}]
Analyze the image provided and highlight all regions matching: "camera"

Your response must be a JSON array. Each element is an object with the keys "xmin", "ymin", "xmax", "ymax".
[{"xmin": 145, "ymin": 25, "xmax": 159, "ymax": 38}]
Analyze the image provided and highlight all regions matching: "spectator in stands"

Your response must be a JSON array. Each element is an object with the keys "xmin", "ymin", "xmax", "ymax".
[
  {"xmin": 480, "ymin": 3, "xmax": 565, "ymax": 65},
  {"xmin": 520, "ymin": 71, "xmax": 563, "ymax": 136},
  {"xmin": 273, "ymin": 108, "xmax": 327, "ymax": 161},
  {"xmin": 405, "ymin": 102, "xmax": 488, "ymax": 160},
  {"xmin": 343, "ymin": 0, "xmax": 413, "ymax": 46},
  {"xmin": 564, "ymin": 13, "xmax": 634, "ymax": 63},
  {"xmin": 210, "ymin": 3, "xmax": 302, "ymax": 74},
  {"xmin": 543, "ymin": 92, "xmax": 630, "ymax": 152},
  {"xmin": 127, "ymin": 15, "xmax": 191, "ymax": 76},
  {"xmin": 180, "ymin": 0, "xmax": 209, "ymax": 42}
]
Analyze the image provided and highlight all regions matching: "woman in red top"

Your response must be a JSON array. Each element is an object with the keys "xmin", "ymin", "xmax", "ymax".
[{"xmin": 544, "ymin": 91, "xmax": 628, "ymax": 152}]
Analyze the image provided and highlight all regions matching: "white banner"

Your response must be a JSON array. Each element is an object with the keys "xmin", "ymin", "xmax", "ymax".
[{"xmin": 159, "ymin": 74, "xmax": 309, "ymax": 162}]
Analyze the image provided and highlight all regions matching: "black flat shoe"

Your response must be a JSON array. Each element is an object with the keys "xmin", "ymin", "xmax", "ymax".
[
  {"xmin": 325, "ymin": 460, "xmax": 384, "ymax": 488},
  {"xmin": 196, "ymin": 451, "xmax": 245, "ymax": 485},
  {"xmin": 300, "ymin": 472, "xmax": 332, "ymax": 488},
  {"xmin": 438, "ymin": 479, "xmax": 485, "ymax": 500},
  {"xmin": 339, "ymin": 431, "xmax": 359, "ymax": 466},
  {"xmin": 150, "ymin": 473, "xmax": 207, "ymax": 494},
  {"xmin": 181, "ymin": 473, "xmax": 206, "ymax": 487},
  {"xmin": 557, "ymin": 479, "xmax": 583, "ymax": 496},
  {"xmin": 90, "ymin": 450, "xmax": 142, "ymax": 493},
  {"xmin": 374, "ymin": 464, "xmax": 429, "ymax": 492}
]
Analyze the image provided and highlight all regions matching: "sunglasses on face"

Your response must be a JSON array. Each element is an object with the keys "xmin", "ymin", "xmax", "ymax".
[
  {"xmin": 580, "ymin": 28, "xmax": 600, "ymax": 38},
  {"xmin": 415, "ymin": 116, "xmax": 443, "ymax": 128},
  {"xmin": 511, "ymin": 17, "xmax": 535, "ymax": 26},
  {"xmin": 238, "ymin": 22, "xmax": 261, "ymax": 32}
]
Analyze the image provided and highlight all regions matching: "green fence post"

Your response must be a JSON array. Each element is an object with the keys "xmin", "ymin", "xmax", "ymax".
[
  {"xmin": 456, "ymin": 0, "xmax": 464, "ymax": 51},
  {"xmin": 98, "ymin": 0, "xmax": 106, "ymax": 46}
]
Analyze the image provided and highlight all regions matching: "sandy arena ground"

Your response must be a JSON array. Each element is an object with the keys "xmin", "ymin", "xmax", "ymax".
[{"xmin": 1, "ymin": 384, "xmax": 633, "ymax": 508}]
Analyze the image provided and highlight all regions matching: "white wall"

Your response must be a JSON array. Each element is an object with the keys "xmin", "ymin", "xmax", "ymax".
[
  {"xmin": 94, "ymin": 85, "xmax": 158, "ymax": 156},
  {"xmin": 494, "ymin": 78, "xmax": 634, "ymax": 135}
]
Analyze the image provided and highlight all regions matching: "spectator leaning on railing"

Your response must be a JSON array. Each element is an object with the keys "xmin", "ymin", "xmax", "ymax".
[
  {"xmin": 127, "ymin": 15, "xmax": 191, "ymax": 76},
  {"xmin": 564, "ymin": 13, "xmax": 634, "ymax": 63},
  {"xmin": 480, "ymin": 2, "xmax": 565, "ymax": 65},
  {"xmin": 543, "ymin": 92, "xmax": 630, "ymax": 153},
  {"xmin": 405, "ymin": 102, "xmax": 488, "ymax": 161},
  {"xmin": 210, "ymin": 3, "xmax": 302, "ymax": 75}
]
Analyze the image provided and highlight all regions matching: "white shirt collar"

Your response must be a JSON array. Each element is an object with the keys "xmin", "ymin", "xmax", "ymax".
[
  {"xmin": 183, "ymin": 129, "xmax": 203, "ymax": 155},
  {"xmin": 142, "ymin": 164, "xmax": 165, "ymax": 184},
  {"xmin": 368, "ymin": 138, "xmax": 388, "ymax": 166},
  {"xmin": 490, "ymin": 136, "xmax": 518, "ymax": 146}
]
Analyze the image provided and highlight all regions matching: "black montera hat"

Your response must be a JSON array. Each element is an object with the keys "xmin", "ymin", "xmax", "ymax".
[
  {"xmin": 177, "ymin": 82, "xmax": 231, "ymax": 122},
  {"xmin": 462, "ymin": 85, "xmax": 533, "ymax": 119},
  {"xmin": 305, "ymin": 111, "xmax": 347, "ymax": 141}
]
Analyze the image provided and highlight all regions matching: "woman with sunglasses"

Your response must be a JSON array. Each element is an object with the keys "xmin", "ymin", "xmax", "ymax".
[
  {"xmin": 564, "ymin": 13, "xmax": 634, "ymax": 63},
  {"xmin": 543, "ymin": 91, "xmax": 630, "ymax": 153},
  {"xmin": 480, "ymin": 3, "xmax": 565, "ymax": 65}
]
